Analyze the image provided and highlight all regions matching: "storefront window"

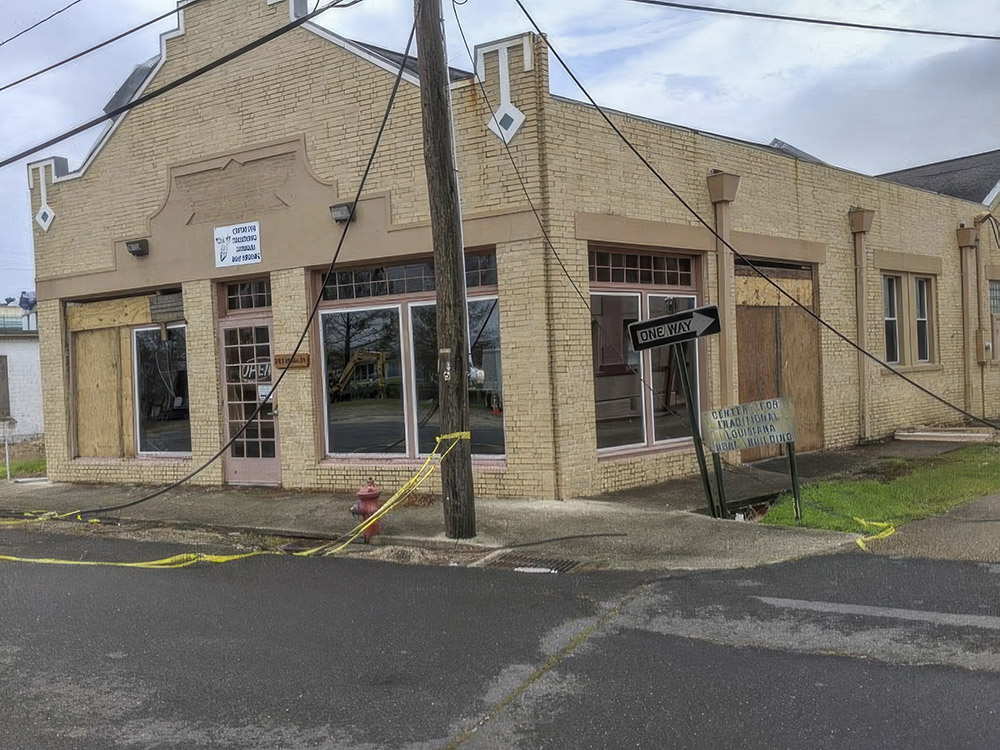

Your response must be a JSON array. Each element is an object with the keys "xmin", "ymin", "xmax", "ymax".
[
  {"xmin": 134, "ymin": 326, "xmax": 191, "ymax": 453},
  {"xmin": 411, "ymin": 298, "xmax": 504, "ymax": 455},
  {"xmin": 321, "ymin": 307, "xmax": 405, "ymax": 454},
  {"xmin": 592, "ymin": 293, "xmax": 644, "ymax": 449},
  {"xmin": 589, "ymin": 248, "xmax": 699, "ymax": 452}
]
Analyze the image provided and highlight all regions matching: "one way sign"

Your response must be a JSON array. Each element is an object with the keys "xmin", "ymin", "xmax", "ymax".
[{"xmin": 628, "ymin": 305, "xmax": 721, "ymax": 352}]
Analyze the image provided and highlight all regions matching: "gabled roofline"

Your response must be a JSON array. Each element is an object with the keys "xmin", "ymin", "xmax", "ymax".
[
  {"xmin": 25, "ymin": 0, "xmax": 465, "ymax": 187},
  {"xmin": 985, "ymin": 179, "xmax": 1000, "ymax": 207}
]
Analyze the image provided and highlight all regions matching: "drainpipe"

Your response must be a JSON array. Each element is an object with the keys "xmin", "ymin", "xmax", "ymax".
[
  {"xmin": 849, "ymin": 207, "xmax": 875, "ymax": 442},
  {"xmin": 706, "ymin": 170, "xmax": 741, "ymax": 409},
  {"xmin": 957, "ymin": 223, "xmax": 980, "ymax": 417}
]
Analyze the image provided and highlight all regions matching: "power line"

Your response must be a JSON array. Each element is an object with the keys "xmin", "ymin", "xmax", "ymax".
[
  {"xmin": 79, "ymin": 10, "xmax": 417, "ymax": 516},
  {"xmin": 512, "ymin": 0, "xmax": 1000, "ymax": 433},
  {"xmin": 0, "ymin": 0, "xmax": 209, "ymax": 95},
  {"xmin": 625, "ymin": 0, "xmax": 1000, "ymax": 41},
  {"xmin": 0, "ymin": 0, "xmax": 86, "ymax": 48},
  {"xmin": 450, "ymin": 2, "xmax": 695, "ymax": 434},
  {"xmin": 0, "ymin": 0, "xmax": 358, "ymax": 170}
]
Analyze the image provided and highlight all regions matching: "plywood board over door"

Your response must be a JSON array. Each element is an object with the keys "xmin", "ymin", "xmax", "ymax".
[
  {"xmin": 736, "ymin": 306, "xmax": 780, "ymax": 461},
  {"xmin": 73, "ymin": 327, "xmax": 123, "ymax": 456},
  {"xmin": 736, "ymin": 304, "xmax": 823, "ymax": 461}
]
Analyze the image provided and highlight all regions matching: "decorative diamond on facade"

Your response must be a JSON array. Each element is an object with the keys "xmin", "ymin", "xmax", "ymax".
[
  {"xmin": 35, "ymin": 203, "xmax": 54, "ymax": 231},
  {"xmin": 487, "ymin": 101, "xmax": 526, "ymax": 144}
]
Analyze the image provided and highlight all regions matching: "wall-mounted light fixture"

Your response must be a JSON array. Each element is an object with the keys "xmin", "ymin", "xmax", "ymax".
[
  {"xmin": 125, "ymin": 238, "xmax": 150, "ymax": 257},
  {"xmin": 330, "ymin": 202, "xmax": 355, "ymax": 223}
]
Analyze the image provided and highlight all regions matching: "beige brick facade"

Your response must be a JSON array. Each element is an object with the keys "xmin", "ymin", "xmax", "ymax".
[{"xmin": 27, "ymin": 0, "xmax": 1000, "ymax": 500}]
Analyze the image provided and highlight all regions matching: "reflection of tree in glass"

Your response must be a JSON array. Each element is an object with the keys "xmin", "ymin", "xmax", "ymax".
[
  {"xmin": 323, "ymin": 310, "xmax": 400, "ymax": 399},
  {"xmin": 137, "ymin": 330, "xmax": 187, "ymax": 420}
]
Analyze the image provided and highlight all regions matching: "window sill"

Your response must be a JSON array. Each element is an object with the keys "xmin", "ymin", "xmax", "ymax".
[
  {"xmin": 71, "ymin": 455, "xmax": 192, "ymax": 463},
  {"xmin": 598, "ymin": 439, "xmax": 693, "ymax": 462},
  {"xmin": 320, "ymin": 456, "xmax": 507, "ymax": 470},
  {"xmin": 880, "ymin": 363, "xmax": 944, "ymax": 375}
]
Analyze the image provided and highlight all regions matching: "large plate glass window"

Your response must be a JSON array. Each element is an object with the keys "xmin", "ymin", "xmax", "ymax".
[
  {"xmin": 589, "ymin": 248, "xmax": 699, "ymax": 452},
  {"xmin": 410, "ymin": 297, "xmax": 504, "ymax": 455},
  {"xmin": 321, "ymin": 306, "xmax": 405, "ymax": 454},
  {"xmin": 134, "ymin": 325, "xmax": 191, "ymax": 453},
  {"xmin": 591, "ymin": 293, "xmax": 643, "ymax": 449},
  {"xmin": 649, "ymin": 295, "xmax": 696, "ymax": 442}
]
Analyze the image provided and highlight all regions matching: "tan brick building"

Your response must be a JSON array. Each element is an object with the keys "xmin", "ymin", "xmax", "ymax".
[{"xmin": 27, "ymin": 0, "xmax": 1000, "ymax": 499}]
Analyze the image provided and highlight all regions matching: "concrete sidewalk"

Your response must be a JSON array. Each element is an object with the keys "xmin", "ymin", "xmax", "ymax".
[{"xmin": 0, "ymin": 440, "xmax": 963, "ymax": 571}]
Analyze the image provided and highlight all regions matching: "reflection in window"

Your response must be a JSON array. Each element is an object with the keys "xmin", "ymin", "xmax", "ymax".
[
  {"xmin": 135, "ymin": 326, "xmax": 191, "ymax": 453},
  {"xmin": 411, "ymin": 298, "xmax": 504, "ymax": 455},
  {"xmin": 592, "ymin": 294, "xmax": 643, "ymax": 449},
  {"xmin": 649, "ymin": 296, "xmax": 696, "ymax": 442},
  {"xmin": 322, "ymin": 308, "xmax": 404, "ymax": 454}
]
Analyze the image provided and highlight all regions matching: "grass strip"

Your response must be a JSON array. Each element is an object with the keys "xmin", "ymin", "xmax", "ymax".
[{"xmin": 762, "ymin": 444, "xmax": 1000, "ymax": 532}]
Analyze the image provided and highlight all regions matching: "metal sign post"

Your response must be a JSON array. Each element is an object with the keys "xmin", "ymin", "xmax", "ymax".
[
  {"xmin": 628, "ymin": 306, "xmax": 722, "ymax": 519},
  {"xmin": 673, "ymin": 343, "xmax": 721, "ymax": 518},
  {"xmin": 701, "ymin": 398, "xmax": 803, "ymax": 522}
]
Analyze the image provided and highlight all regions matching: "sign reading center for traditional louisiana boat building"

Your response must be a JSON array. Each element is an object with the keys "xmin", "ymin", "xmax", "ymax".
[
  {"xmin": 701, "ymin": 397, "xmax": 796, "ymax": 453},
  {"xmin": 214, "ymin": 221, "xmax": 261, "ymax": 268}
]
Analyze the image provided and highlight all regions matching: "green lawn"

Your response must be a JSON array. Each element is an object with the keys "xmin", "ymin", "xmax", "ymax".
[
  {"xmin": 4, "ymin": 457, "xmax": 46, "ymax": 479},
  {"xmin": 762, "ymin": 444, "xmax": 1000, "ymax": 533}
]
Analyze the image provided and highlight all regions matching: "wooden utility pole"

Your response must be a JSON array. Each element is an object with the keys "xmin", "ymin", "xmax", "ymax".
[{"xmin": 415, "ymin": 0, "xmax": 475, "ymax": 538}]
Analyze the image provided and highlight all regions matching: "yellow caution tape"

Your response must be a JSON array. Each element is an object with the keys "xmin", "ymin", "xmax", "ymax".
[
  {"xmin": 853, "ymin": 516, "xmax": 896, "ymax": 551},
  {"xmin": 0, "ymin": 510, "xmax": 80, "ymax": 526},
  {"xmin": 0, "ymin": 550, "xmax": 279, "ymax": 569},
  {"xmin": 0, "ymin": 432, "xmax": 469, "ymax": 568}
]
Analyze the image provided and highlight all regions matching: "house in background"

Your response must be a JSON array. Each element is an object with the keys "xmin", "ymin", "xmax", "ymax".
[
  {"xmin": 23, "ymin": 0, "xmax": 1000, "ymax": 498},
  {"xmin": 0, "ymin": 296, "xmax": 43, "ymax": 442}
]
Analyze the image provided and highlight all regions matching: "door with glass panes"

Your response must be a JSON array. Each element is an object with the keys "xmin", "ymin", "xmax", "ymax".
[{"xmin": 220, "ymin": 317, "xmax": 280, "ymax": 484}]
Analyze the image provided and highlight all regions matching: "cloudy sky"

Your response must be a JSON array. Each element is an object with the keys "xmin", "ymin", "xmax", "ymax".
[{"xmin": 1, "ymin": 0, "xmax": 998, "ymax": 296}]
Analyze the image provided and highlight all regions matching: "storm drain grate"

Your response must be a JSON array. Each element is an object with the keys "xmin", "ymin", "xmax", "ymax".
[{"xmin": 483, "ymin": 551, "xmax": 582, "ymax": 574}]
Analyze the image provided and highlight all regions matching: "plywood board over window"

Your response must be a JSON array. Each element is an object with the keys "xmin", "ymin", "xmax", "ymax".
[{"xmin": 73, "ymin": 328, "xmax": 123, "ymax": 457}]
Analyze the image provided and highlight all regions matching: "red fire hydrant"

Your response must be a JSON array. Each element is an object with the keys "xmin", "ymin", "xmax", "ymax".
[{"xmin": 351, "ymin": 479, "xmax": 383, "ymax": 543}]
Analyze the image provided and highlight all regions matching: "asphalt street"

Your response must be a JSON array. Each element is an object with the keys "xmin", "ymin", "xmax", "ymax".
[{"xmin": 2, "ymin": 528, "xmax": 1000, "ymax": 749}]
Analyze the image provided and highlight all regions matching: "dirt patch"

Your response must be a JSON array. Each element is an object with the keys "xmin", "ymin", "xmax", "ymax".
[{"xmin": 853, "ymin": 458, "xmax": 916, "ymax": 483}]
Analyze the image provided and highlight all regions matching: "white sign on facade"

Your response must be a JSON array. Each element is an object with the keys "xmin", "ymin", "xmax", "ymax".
[
  {"xmin": 214, "ymin": 221, "xmax": 262, "ymax": 268},
  {"xmin": 701, "ymin": 397, "xmax": 797, "ymax": 453}
]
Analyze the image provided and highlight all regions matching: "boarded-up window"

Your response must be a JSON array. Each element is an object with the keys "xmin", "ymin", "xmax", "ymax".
[
  {"xmin": 73, "ymin": 328, "xmax": 123, "ymax": 457},
  {"xmin": 0, "ymin": 355, "xmax": 9, "ymax": 418}
]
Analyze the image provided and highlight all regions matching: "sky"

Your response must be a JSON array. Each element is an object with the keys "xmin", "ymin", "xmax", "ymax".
[{"xmin": 1, "ymin": 0, "xmax": 998, "ymax": 296}]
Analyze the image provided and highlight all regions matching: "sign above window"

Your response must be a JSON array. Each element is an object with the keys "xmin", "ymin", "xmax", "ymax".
[{"xmin": 214, "ymin": 221, "xmax": 262, "ymax": 268}]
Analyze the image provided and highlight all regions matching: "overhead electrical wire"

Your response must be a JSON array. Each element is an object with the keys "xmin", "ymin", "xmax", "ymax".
[
  {"xmin": 0, "ymin": 0, "xmax": 210, "ymax": 95},
  {"xmin": 512, "ymin": 0, "xmax": 1000, "ymax": 433},
  {"xmin": 76, "ymin": 6, "xmax": 415, "ymax": 516},
  {"xmin": 624, "ymin": 0, "xmax": 1000, "ymax": 41},
  {"xmin": 0, "ymin": 0, "xmax": 360, "ymax": 170},
  {"xmin": 449, "ymin": 2, "xmax": 694, "ymax": 434},
  {"xmin": 0, "ymin": 0, "xmax": 86, "ymax": 48}
]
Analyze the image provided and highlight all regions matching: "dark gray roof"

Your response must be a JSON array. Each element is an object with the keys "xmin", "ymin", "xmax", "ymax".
[
  {"xmin": 766, "ymin": 138, "xmax": 826, "ymax": 165},
  {"xmin": 878, "ymin": 149, "xmax": 1000, "ymax": 204},
  {"xmin": 351, "ymin": 39, "xmax": 473, "ymax": 83},
  {"xmin": 104, "ymin": 55, "xmax": 160, "ymax": 115}
]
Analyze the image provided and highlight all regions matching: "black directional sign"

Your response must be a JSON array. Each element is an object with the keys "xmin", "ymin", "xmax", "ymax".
[{"xmin": 628, "ymin": 304, "xmax": 721, "ymax": 351}]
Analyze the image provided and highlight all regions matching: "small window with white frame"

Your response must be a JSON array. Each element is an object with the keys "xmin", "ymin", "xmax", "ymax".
[{"xmin": 881, "ymin": 272, "xmax": 935, "ymax": 366}]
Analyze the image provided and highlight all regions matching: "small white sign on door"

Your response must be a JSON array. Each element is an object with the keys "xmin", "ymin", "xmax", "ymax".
[{"xmin": 214, "ymin": 221, "xmax": 262, "ymax": 268}]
